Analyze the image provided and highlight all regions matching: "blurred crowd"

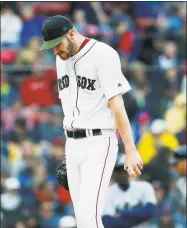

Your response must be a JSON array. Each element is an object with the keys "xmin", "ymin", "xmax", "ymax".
[{"xmin": 0, "ymin": 1, "xmax": 186, "ymax": 228}]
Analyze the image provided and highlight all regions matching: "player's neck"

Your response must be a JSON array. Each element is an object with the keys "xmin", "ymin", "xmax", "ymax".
[{"xmin": 73, "ymin": 34, "xmax": 87, "ymax": 55}]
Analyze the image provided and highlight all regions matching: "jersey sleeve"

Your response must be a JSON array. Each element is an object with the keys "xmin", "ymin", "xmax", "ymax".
[
  {"xmin": 97, "ymin": 46, "xmax": 131, "ymax": 100},
  {"xmin": 141, "ymin": 182, "xmax": 157, "ymax": 205}
]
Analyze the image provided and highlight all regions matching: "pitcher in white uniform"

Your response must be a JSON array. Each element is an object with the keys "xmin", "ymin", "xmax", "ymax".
[{"xmin": 40, "ymin": 15, "xmax": 143, "ymax": 228}]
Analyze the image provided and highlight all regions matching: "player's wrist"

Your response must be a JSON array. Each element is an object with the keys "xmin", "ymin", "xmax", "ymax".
[{"xmin": 125, "ymin": 145, "xmax": 136, "ymax": 154}]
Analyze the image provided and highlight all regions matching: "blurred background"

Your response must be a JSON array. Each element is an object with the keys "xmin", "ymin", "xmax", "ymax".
[{"xmin": 0, "ymin": 1, "xmax": 186, "ymax": 228}]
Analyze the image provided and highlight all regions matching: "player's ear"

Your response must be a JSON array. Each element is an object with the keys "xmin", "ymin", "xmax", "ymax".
[{"xmin": 68, "ymin": 29, "xmax": 76, "ymax": 41}]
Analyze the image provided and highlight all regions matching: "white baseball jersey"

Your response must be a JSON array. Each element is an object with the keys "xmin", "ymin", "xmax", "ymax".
[
  {"xmin": 103, "ymin": 180, "xmax": 157, "ymax": 216},
  {"xmin": 56, "ymin": 38, "xmax": 131, "ymax": 130}
]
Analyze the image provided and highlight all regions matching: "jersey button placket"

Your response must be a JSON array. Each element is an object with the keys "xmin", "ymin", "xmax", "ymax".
[{"xmin": 71, "ymin": 59, "xmax": 79, "ymax": 120}]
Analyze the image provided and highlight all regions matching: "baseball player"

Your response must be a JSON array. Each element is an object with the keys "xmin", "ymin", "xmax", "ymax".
[
  {"xmin": 102, "ymin": 154, "xmax": 157, "ymax": 228},
  {"xmin": 40, "ymin": 15, "xmax": 143, "ymax": 228}
]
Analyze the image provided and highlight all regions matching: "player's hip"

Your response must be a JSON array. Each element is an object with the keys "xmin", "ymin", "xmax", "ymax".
[{"xmin": 65, "ymin": 133, "xmax": 118, "ymax": 165}]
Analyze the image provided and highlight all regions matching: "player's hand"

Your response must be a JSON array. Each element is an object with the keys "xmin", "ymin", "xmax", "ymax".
[{"xmin": 124, "ymin": 150, "xmax": 143, "ymax": 177}]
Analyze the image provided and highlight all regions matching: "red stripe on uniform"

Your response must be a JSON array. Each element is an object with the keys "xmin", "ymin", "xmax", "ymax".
[
  {"xmin": 76, "ymin": 38, "xmax": 90, "ymax": 54},
  {"xmin": 95, "ymin": 137, "xmax": 111, "ymax": 228}
]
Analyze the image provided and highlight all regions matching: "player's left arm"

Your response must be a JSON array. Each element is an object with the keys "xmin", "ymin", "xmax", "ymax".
[
  {"xmin": 108, "ymin": 95, "xmax": 143, "ymax": 176},
  {"xmin": 97, "ymin": 45, "xmax": 143, "ymax": 177},
  {"xmin": 98, "ymin": 45, "xmax": 143, "ymax": 176}
]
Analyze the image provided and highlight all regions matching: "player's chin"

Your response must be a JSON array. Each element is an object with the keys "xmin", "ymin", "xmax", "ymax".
[
  {"xmin": 59, "ymin": 55, "xmax": 69, "ymax": 61},
  {"xmin": 60, "ymin": 56, "xmax": 68, "ymax": 61}
]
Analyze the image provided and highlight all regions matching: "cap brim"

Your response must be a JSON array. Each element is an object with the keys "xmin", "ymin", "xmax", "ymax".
[{"xmin": 40, "ymin": 35, "xmax": 66, "ymax": 51}]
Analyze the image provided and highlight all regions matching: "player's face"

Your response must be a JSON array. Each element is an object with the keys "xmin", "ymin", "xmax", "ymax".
[{"xmin": 53, "ymin": 35, "xmax": 77, "ymax": 60}]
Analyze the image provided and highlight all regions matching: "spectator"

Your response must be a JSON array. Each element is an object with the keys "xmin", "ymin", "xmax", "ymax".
[
  {"xmin": 122, "ymin": 92, "xmax": 138, "ymax": 122},
  {"xmin": 142, "ymin": 147, "xmax": 172, "ymax": 193},
  {"xmin": 34, "ymin": 106, "xmax": 65, "ymax": 142},
  {"xmin": 1, "ymin": 178, "xmax": 31, "ymax": 228},
  {"xmin": 20, "ymin": 5, "xmax": 45, "ymax": 46},
  {"xmin": 110, "ymin": 7, "xmax": 131, "ymax": 28},
  {"xmin": 1, "ymin": 5, "xmax": 23, "ymax": 48},
  {"xmin": 132, "ymin": 2, "xmax": 162, "ymax": 21},
  {"xmin": 133, "ymin": 112, "xmax": 151, "ymax": 144},
  {"xmin": 117, "ymin": 20, "xmax": 136, "ymax": 62},
  {"xmin": 167, "ymin": 3, "xmax": 186, "ymax": 34},
  {"xmin": 90, "ymin": 2, "xmax": 106, "ymax": 20},
  {"xmin": 129, "ymin": 62, "xmax": 150, "ymax": 110},
  {"xmin": 73, "ymin": 10, "xmax": 88, "ymax": 35},
  {"xmin": 74, "ymin": 2, "xmax": 99, "ymax": 25},
  {"xmin": 164, "ymin": 93, "xmax": 186, "ymax": 134},
  {"xmin": 56, "ymin": 186, "xmax": 74, "ymax": 217},
  {"xmin": 1, "ymin": 99, "xmax": 36, "ymax": 133},
  {"xmin": 16, "ymin": 210, "xmax": 39, "ymax": 228},
  {"xmin": 16, "ymin": 37, "xmax": 43, "ymax": 66},
  {"xmin": 20, "ymin": 65, "xmax": 57, "ymax": 107},
  {"xmin": 154, "ymin": 41, "xmax": 179, "ymax": 70},
  {"xmin": 45, "ymin": 138, "xmax": 65, "ymax": 176},
  {"xmin": 39, "ymin": 202, "xmax": 61, "ymax": 228},
  {"xmin": 35, "ymin": 181, "xmax": 57, "ymax": 203},
  {"xmin": 102, "ymin": 154, "xmax": 157, "ymax": 228},
  {"xmin": 73, "ymin": 9, "xmax": 100, "ymax": 38},
  {"xmin": 163, "ymin": 67, "xmax": 181, "ymax": 108},
  {"xmin": 32, "ymin": 165, "xmax": 48, "ymax": 189},
  {"xmin": 98, "ymin": 14, "xmax": 114, "ymax": 45},
  {"xmin": 45, "ymin": 139, "xmax": 73, "ymax": 215},
  {"xmin": 1, "ymin": 72, "xmax": 19, "ymax": 109},
  {"xmin": 137, "ymin": 119, "xmax": 179, "ymax": 164},
  {"xmin": 6, "ymin": 117, "xmax": 28, "ymax": 144},
  {"xmin": 10, "ymin": 137, "xmax": 41, "ymax": 177}
]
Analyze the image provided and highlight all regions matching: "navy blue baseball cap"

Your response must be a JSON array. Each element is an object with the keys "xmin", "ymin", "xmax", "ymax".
[{"xmin": 40, "ymin": 15, "xmax": 73, "ymax": 51}]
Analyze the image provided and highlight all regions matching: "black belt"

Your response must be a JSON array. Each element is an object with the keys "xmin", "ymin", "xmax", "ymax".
[{"xmin": 66, "ymin": 129, "xmax": 102, "ymax": 139}]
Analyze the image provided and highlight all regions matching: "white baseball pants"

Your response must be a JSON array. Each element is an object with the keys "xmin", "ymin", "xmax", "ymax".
[{"xmin": 65, "ymin": 132, "xmax": 118, "ymax": 228}]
